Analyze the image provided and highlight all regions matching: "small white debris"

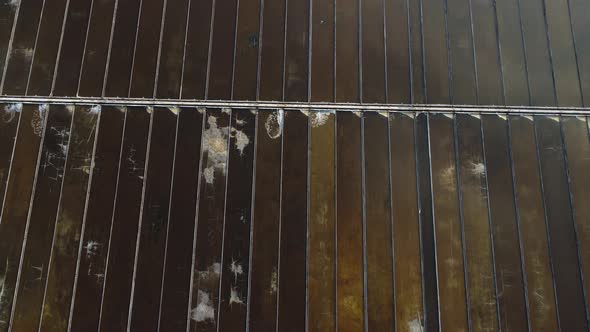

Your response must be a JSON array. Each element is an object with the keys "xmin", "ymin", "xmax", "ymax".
[
  {"xmin": 4, "ymin": 103, "xmax": 22, "ymax": 113},
  {"xmin": 469, "ymin": 161, "xmax": 486, "ymax": 176},
  {"xmin": 3, "ymin": 103, "xmax": 21, "ymax": 123},
  {"xmin": 269, "ymin": 268, "xmax": 278, "ymax": 294},
  {"xmin": 16, "ymin": 48, "xmax": 34, "ymax": 58},
  {"xmin": 311, "ymin": 111, "xmax": 331, "ymax": 127},
  {"xmin": 31, "ymin": 104, "xmax": 48, "ymax": 137},
  {"xmin": 89, "ymin": 105, "xmax": 101, "ymax": 114},
  {"xmin": 84, "ymin": 241, "xmax": 101, "ymax": 259},
  {"xmin": 192, "ymin": 290, "xmax": 215, "ymax": 322},
  {"xmin": 402, "ymin": 112, "xmax": 415, "ymax": 119},
  {"xmin": 57, "ymin": 143, "xmax": 68, "ymax": 156},
  {"xmin": 229, "ymin": 287, "xmax": 244, "ymax": 305},
  {"xmin": 408, "ymin": 317, "xmax": 423, "ymax": 332},
  {"xmin": 232, "ymin": 128, "xmax": 250, "ymax": 155},
  {"xmin": 230, "ymin": 261, "xmax": 243, "ymax": 282},
  {"xmin": 317, "ymin": 203, "xmax": 328, "ymax": 225},
  {"xmin": 265, "ymin": 110, "xmax": 283, "ymax": 139},
  {"xmin": 198, "ymin": 262, "xmax": 221, "ymax": 280},
  {"xmin": 201, "ymin": 115, "xmax": 229, "ymax": 184},
  {"xmin": 440, "ymin": 165, "xmax": 456, "ymax": 190},
  {"xmin": 0, "ymin": 257, "xmax": 9, "ymax": 303},
  {"xmin": 203, "ymin": 167, "xmax": 215, "ymax": 184}
]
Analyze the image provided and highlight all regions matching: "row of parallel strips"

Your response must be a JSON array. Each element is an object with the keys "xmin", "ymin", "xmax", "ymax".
[
  {"xmin": 0, "ymin": 0, "xmax": 589, "ymax": 105},
  {"xmin": 0, "ymin": 104, "xmax": 589, "ymax": 331}
]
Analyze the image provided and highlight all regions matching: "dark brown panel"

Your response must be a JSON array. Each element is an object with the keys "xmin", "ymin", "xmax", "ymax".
[
  {"xmin": 543, "ymin": 0, "xmax": 582, "ymax": 106},
  {"xmin": 390, "ymin": 113, "xmax": 424, "ymax": 330},
  {"xmin": 179, "ymin": 0, "xmax": 213, "ymax": 99},
  {"xmin": 98, "ymin": 107, "xmax": 150, "ymax": 331},
  {"xmin": 231, "ymin": 0, "xmax": 261, "ymax": 100},
  {"xmin": 482, "ymin": 114, "xmax": 528, "ymax": 330},
  {"xmin": 308, "ymin": 112, "xmax": 335, "ymax": 330},
  {"xmin": 471, "ymin": 0, "xmax": 503, "ymax": 105},
  {"xmin": 276, "ymin": 110, "xmax": 307, "ymax": 332},
  {"xmin": 76, "ymin": 0, "xmax": 116, "ymax": 96},
  {"xmin": 155, "ymin": 0, "xmax": 190, "ymax": 98},
  {"xmin": 361, "ymin": 0, "xmax": 385, "ymax": 103},
  {"xmin": 561, "ymin": 116, "xmax": 590, "ymax": 319},
  {"xmin": 384, "ymin": 0, "xmax": 410, "ymax": 104},
  {"xmin": 38, "ymin": 106, "xmax": 98, "ymax": 332},
  {"xmin": 415, "ymin": 113, "xmax": 438, "ymax": 331},
  {"xmin": 248, "ymin": 110, "xmax": 282, "ymax": 331},
  {"xmin": 207, "ymin": 0, "xmax": 238, "ymax": 100},
  {"xmin": 429, "ymin": 113, "xmax": 469, "ymax": 331},
  {"xmin": 189, "ymin": 108, "xmax": 230, "ymax": 332},
  {"xmin": 519, "ymin": 0, "xmax": 555, "ymax": 106},
  {"xmin": 1, "ymin": 0, "xmax": 44, "ymax": 95},
  {"xmin": 0, "ymin": 105, "xmax": 44, "ymax": 331},
  {"xmin": 363, "ymin": 112, "xmax": 393, "ymax": 331},
  {"xmin": 408, "ymin": 0, "xmax": 425, "ymax": 103},
  {"xmin": 508, "ymin": 115, "xmax": 558, "ymax": 332},
  {"xmin": 446, "ymin": 0, "xmax": 477, "ymax": 104},
  {"xmin": 128, "ymin": 0, "xmax": 165, "ymax": 98},
  {"xmin": 0, "ymin": 103, "xmax": 21, "ymax": 209},
  {"xmin": 569, "ymin": 0, "xmax": 590, "ymax": 105},
  {"xmin": 25, "ymin": 0, "xmax": 68, "ymax": 96},
  {"xmin": 455, "ymin": 114, "xmax": 498, "ymax": 331},
  {"xmin": 69, "ymin": 106, "xmax": 125, "ymax": 332},
  {"xmin": 128, "ymin": 107, "xmax": 177, "ymax": 331},
  {"xmin": 310, "ymin": 0, "xmax": 334, "ymax": 101},
  {"xmin": 421, "ymin": 0, "xmax": 450, "ymax": 103},
  {"xmin": 535, "ymin": 115, "xmax": 588, "ymax": 330},
  {"xmin": 0, "ymin": 0, "xmax": 19, "ymax": 77},
  {"xmin": 158, "ymin": 108, "xmax": 203, "ymax": 331},
  {"xmin": 10, "ymin": 105, "xmax": 73, "ymax": 331},
  {"xmin": 495, "ymin": 0, "xmax": 529, "ymax": 105},
  {"xmin": 102, "ymin": 0, "xmax": 142, "ymax": 97},
  {"xmin": 284, "ymin": 0, "xmax": 309, "ymax": 101},
  {"xmin": 335, "ymin": 0, "xmax": 359, "ymax": 102},
  {"xmin": 217, "ymin": 110, "xmax": 256, "ymax": 332},
  {"xmin": 51, "ymin": 0, "xmax": 95, "ymax": 96},
  {"xmin": 336, "ymin": 111, "xmax": 363, "ymax": 331},
  {"xmin": 257, "ymin": 0, "xmax": 285, "ymax": 100}
]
